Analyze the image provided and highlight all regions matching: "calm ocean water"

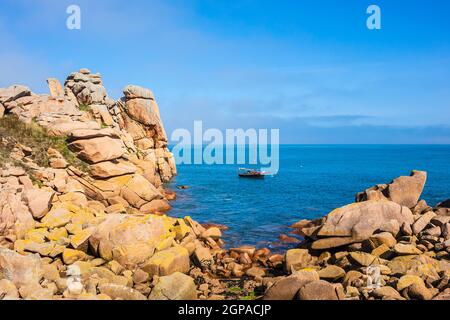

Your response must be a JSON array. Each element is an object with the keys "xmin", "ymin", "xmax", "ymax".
[{"xmin": 167, "ymin": 145, "xmax": 450, "ymax": 250}]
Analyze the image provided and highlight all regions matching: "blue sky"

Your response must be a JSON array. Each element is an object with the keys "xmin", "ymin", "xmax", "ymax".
[{"xmin": 1, "ymin": 0, "xmax": 449, "ymax": 143}]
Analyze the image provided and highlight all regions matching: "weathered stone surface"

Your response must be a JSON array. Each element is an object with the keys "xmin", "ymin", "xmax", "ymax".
[
  {"xmin": 0, "ymin": 248, "xmax": 43, "ymax": 288},
  {"xmin": 148, "ymin": 272, "xmax": 197, "ymax": 300},
  {"xmin": 89, "ymin": 214, "xmax": 168, "ymax": 269},
  {"xmin": 285, "ymin": 249, "xmax": 315, "ymax": 273},
  {"xmin": 69, "ymin": 128, "xmax": 119, "ymax": 140},
  {"xmin": 142, "ymin": 246, "xmax": 190, "ymax": 277},
  {"xmin": 373, "ymin": 286, "xmax": 403, "ymax": 300},
  {"xmin": 356, "ymin": 171, "xmax": 427, "ymax": 208},
  {"xmin": 263, "ymin": 269, "xmax": 320, "ymax": 300},
  {"xmin": 397, "ymin": 275, "xmax": 426, "ymax": 291},
  {"xmin": 370, "ymin": 232, "xmax": 397, "ymax": 248},
  {"xmin": 121, "ymin": 174, "xmax": 162, "ymax": 208},
  {"xmin": 393, "ymin": 243, "xmax": 422, "ymax": 255},
  {"xmin": 387, "ymin": 171, "xmax": 427, "ymax": 208},
  {"xmin": 47, "ymin": 121, "xmax": 101, "ymax": 136},
  {"xmin": 318, "ymin": 265, "xmax": 346, "ymax": 281},
  {"xmin": 406, "ymin": 283, "xmax": 433, "ymax": 300},
  {"xmin": 298, "ymin": 280, "xmax": 343, "ymax": 300},
  {"xmin": 123, "ymin": 85, "xmax": 154, "ymax": 100},
  {"xmin": 98, "ymin": 283, "xmax": 147, "ymax": 300},
  {"xmin": 21, "ymin": 189, "xmax": 55, "ymax": 219},
  {"xmin": 201, "ymin": 227, "xmax": 222, "ymax": 240},
  {"xmin": 0, "ymin": 279, "xmax": 19, "ymax": 299},
  {"xmin": 89, "ymin": 161, "xmax": 136, "ymax": 179},
  {"xmin": 0, "ymin": 187, "xmax": 36, "ymax": 242},
  {"xmin": 47, "ymin": 78, "xmax": 64, "ymax": 98},
  {"xmin": 311, "ymin": 237, "xmax": 356, "ymax": 250},
  {"xmin": 317, "ymin": 200, "xmax": 414, "ymax": 244},
  {"xmin": 0, "ymin": 85, "xmax": 31, "ymax": 104},
  {"xmin": 193, "ymin": 245, "xmax": 213, "ymax": 267},
  {"xmin": 412, "ymin": 211, "xmax": 436, "ymax": 235},
  {"xmin": 62, "ymin": 248, "xmax": 86, "ymax": 264},
  {"xmin": 40, "ymin": 207, "xmax": 72, "ymax": 228},
  {"xmin": 349, "ymin": 252, "xmax": 379, "ymax": 267},
  {"xmin": 139, "ymin": 199, "xmax": 171, "ymax": 214},
  {"xmin": 69, "ymin": 136, "xmax": 125, "ymax": 164}
]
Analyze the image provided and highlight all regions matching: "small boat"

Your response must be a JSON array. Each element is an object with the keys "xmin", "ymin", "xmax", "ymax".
[{"xmin": 238, "ymin": 168, "xmax": 266, "ymax": 178}]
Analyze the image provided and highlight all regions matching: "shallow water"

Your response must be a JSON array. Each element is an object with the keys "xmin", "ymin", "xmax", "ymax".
[{"xmin": 167, "ymin": 145, "xmax": 450, "ymax": 250}]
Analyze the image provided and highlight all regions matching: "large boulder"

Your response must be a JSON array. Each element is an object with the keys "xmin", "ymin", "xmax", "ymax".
[
  {"xmin": 120, "ymin": 84, "xmax": 167, "ymax": 143},
  {"xmin": 65, "ymin": 70, "xmax": 108, "ymax": 105},
  {"xmin": 69, "ymin": 136, "xmax": 125, "ymax": 164},
  {"xmin": 89, "ymin": 161, "xmax": 137, "ymax": 179},
  {"xmin": 356, "ymin": 171, "xmax": 427, "ymax": 208},
  {"xmin": 0, "ymin": 188, "xmax": 35, "ymax": 244},
  {"xmin": 0, "ymin": 85, "xmax": 31, "ymax": 104},
  {"xmin": 0, "ymin": 248, "xmax": 43, "ymax": 288},
  {"xmin": 47, "ymin": 78, "xmax": 64, "ymax": 99},
  {"xmin": 297, "ymin": 280, "xmax": 344, "ymax": 300},
  {"xmin": 123, "ymin": 85, "xmax": 154, "ymax": 100},
  {"xmin": 125, "ymin": 98, "xmax": 161, "ymax": 126},
  {"xmin": 435, "ymin": 199, "xmax": 450, "ymax": 216},
  {"xmin": 89, "ymin": 214, "xmax": 172, "ymax": 269},
  {"xmin": 148, "ymin": 272, "xmax": 197, "ymax": 300},
  {"xmin": 21, "ymin": 189, "xmax": 55, "ymax": 219},
  {"xmin": 263, "ymin": 269, "xmax": 320, "ymax": 300},
  {"xmin": 142, "ymin": 246, "xmax": 190, "ymax": 277},
  {"xmin": 120, "ymin": 174, "xmax": 163, "ymax": 209},
  {"xmin": 285, "ymin": 249, "xmax": 316, "ymax": 273},
  {"xmin": 313, "ymin": 200, "xmax": 414, "ymax": 249}
]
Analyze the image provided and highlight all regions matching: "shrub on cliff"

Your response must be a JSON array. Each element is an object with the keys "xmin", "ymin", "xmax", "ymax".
[{"xmin": 0, "ymin": 115, "xmax": 88, "ymax": 171}]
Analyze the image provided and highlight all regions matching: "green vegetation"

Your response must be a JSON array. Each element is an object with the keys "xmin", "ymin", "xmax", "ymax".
[
  {"xmin": 78, "ymin": 104, "xmax": 91, "ymax": 112},
  {"xmin": 226, "ymin": 285, "xmax": 257, "ymax": 300},
  {"xmin": 240, "ymin": 291, "xmax": 257, "ymax": 300},
  {"xmin": 0, "ymin": 115, "xmax": 88, "ymax": 171}
]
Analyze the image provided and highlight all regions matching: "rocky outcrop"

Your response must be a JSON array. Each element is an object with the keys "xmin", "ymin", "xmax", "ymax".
[
  {"xmin": 356, "ymin": 170, "xmax": 427, "ymax": 208},
  {"xmin": 264, "ymin": 171, "xmax": 450, "ymax": 300},
  {"xmin": 0, "ymin": 162, "xmax": 227, "ymax": 300},
  {"xmin": 310, "ymin": 200, "xmax": 414, "ymax": 249},
  {"xmin": 0, "ymin": 68, "xmax": 178, "ymax": 218}
]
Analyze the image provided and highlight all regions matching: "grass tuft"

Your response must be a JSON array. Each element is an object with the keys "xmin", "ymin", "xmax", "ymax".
[{"xmin": 0, "ymin": 115, "xmax": 88, "ymax": 171}]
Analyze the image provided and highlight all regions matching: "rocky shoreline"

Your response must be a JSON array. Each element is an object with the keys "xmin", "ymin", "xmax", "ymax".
[{"xmin": 1, "ymin": 69, "xmax": 449, "ymax": 300}]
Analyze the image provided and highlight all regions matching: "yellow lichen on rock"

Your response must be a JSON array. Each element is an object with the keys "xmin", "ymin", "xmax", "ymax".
[
  {"xmin": 62, "ymin": 248, "xmax": 86, "ymax": 265},
  {"xmin": 142, "ymin": 246, "xmax": 190, "ymax": 277}
]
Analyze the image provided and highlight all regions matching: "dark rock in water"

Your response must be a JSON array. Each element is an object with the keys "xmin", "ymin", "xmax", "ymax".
[
  {"xmin": 435, "ymin": 199, "xmax": 450, "ymax": 216},
  {"xmin": 437, "ymin": 199, "xmax": 450, "ymax": 208},
  {"xmin": 177, "ymin": 185, "xmax": 189, "ymax": 189},
  {"xmin": 278, "ymin": 234, "xmax": 300, "ymax": 244},
  {"xmin": 202, "ymin": 223, "xmax": 229, "ymax": 231}
]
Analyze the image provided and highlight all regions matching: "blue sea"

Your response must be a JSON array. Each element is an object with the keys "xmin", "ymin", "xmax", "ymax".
[{"xmin": 167, "ymin": 145, "xmax": 450, "ymax": 251}]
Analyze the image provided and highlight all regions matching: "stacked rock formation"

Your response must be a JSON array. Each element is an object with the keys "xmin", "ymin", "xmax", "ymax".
[
  {"xmin": 0, "ymin": 71, "xmax": 227, "ymax": 300},
  {"xmin": 259, "ymin": 171, "xmax": 450, "ymax": 300},
  {"xmin": 0, "ymin": 163, "xmax": 222, "ymax": 300},
  {"xmin": 1, "ymin": 69, "xmax": 176, "ymax": 216}
]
